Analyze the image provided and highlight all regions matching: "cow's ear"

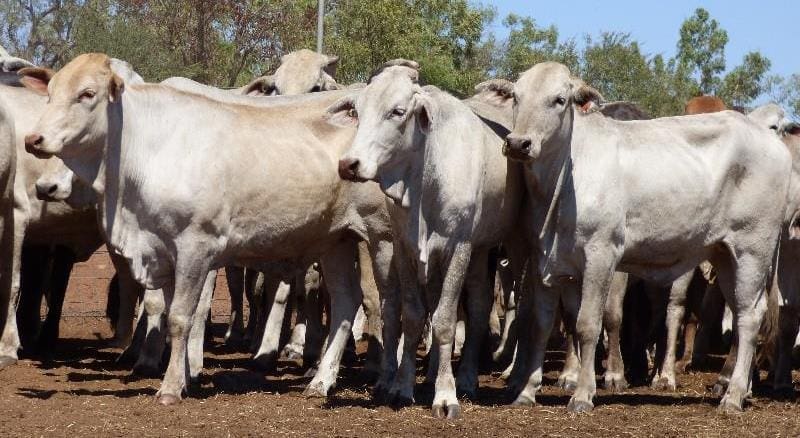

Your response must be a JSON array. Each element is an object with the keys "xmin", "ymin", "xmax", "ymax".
[
  {"xmin": 474, "ymin": 79, "xmax": 514, "ymax": 106},
  {"xmin": 573, "ymin": 84, "xmax": 603, "ymax": 113},
  {"xmin": 786, "ymin": 122, "xmax": 800, "ymax": 137},
  {"xmin": 321, "ymin": 72, "xmax": 340, "ymax": 91},
  {"xmin": 18, "ymin": 67, "xmax": 54, "ymax": 96},
  {"xmin": 325, "ymin": 95, "xmax": 358, "ymax": 127},
  {"xmin": 241, "ymin": 75, "xmax": 275, "ymax": 96},
  {"xmin": 108, "ymin": 73, "xmax": 124, "ymax": 103},
  {"xmin": 323, "ymin": 55, "xmax": 339, "ymax": 77},
  {"xmin": 414, "ymin": 93, "xmax": 434, "ymax": 135}
]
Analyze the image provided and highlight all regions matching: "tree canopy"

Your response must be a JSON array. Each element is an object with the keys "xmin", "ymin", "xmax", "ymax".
[{"xmin": 0, "ymin": 2, "xmax": 792, "ymax": 116}]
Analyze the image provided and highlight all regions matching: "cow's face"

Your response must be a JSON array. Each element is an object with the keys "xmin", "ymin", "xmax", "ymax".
[
  {"xmin": 504, "ymin": 62, "xmax": 601, "ymax": 162},
  {"xmin": 35, "ymin": 157, "xmax": 75, "ymax": 202},
  {"xmin": 334, "ymin": 65, "xmax": 424, "ymax": 182},
  {"xmin": 21, "ymin": 53, "xmax": 122, "ymax": 160},
  {"xmin": 241, "ymin": 49, "xmax": 339, "ymax": 96}
]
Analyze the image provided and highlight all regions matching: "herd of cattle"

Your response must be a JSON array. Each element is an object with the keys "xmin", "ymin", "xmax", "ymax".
[{"xmin": 0, "ymin": 45, "xmax": 798, "ymax": 420}]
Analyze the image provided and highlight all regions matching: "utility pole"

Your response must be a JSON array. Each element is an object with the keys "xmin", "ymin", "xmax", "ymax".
[{"xmin": 317, "ymin": 0, "xmax": 324, "ymax": 53}]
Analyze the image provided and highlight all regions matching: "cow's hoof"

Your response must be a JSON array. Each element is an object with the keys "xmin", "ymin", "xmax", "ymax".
[
  {"xmin": 157, "ymin": 393, "xmax": 181, "ymax": 406},
  {"xmin": 566, "ymin": 399, "xmax": 594, "ymax": 413},
  {"xmin": 432, "ymin": 404, "xmax": 461, "ymax": 419},
  {"xmin": 559, "ymin": 379, "xmax": 578, "ymax": 393},
  {"xmin": 302, "ymin": 384, "xmax": 328, "ymax": 399},
  {"xmin": 372, "ymin": 386, "xmax": 390, "ymax": 405},
  {"xmin": 651, "ymin": 378, "xmax": 676, "ymax": 392},
  {"xmin": 251, "ymin": 353, "xmax": 278, "ymax": 373},
  {"xmin": 511, "ymin": 393, "xmax": 535, "ymax": 407},
  {"xmin": 676, "ymin": 360, "xmax": 692, "ymax": 373},
  {"xmin": 0, "ymin": 355, "xmax": 17, "ymax": 370},
  {"xmin": 717, "ymin": 400, "xmax": 744, "ymax": 415},
  {"xmin": 132, "ymin": 363, "xmax": 161, "ymax": 378},
  {"xmin": 116, "ymin": 348, "xmax": 138, "ymax": 366},
  {"xmin": 390, "ymin": 393, "xmax": 414, "ymax": 408},
  {"xmin": 604, "ymin": 377, "xmax": 629, "ymax": 392},
  {"xmin": 711, "ymin": 382, "xmax": 727, "ymax": 397}
]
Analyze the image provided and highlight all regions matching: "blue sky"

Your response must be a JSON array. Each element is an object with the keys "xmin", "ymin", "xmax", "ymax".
[{"xmin": 488, "ymin": 0, "xmax": 797, "ymax": 78}]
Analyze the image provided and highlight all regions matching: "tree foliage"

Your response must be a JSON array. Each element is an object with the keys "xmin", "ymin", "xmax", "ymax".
[{"xmin": 0, "ymin": 2, "xmax": 790, "ymax": 116}]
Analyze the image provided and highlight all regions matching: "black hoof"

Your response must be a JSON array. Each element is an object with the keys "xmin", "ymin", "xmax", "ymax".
[
  {"xmin": 390, "ymin": 394, "xmax": 414, "ymax": 408},
  {"xmin": 456, "ymin": 386, "xmax": 477, "ymax": 400},
  {"xmin": 566, "ymin": 399, "xmax": 594, "ymax": 413},
  {"xmin": 132, "ymin": 363, "xmax": 162, "ymax": 378},
  {"xmin": 251, "ymin": 352, "xmax": 278, "ymax": 373},
  {"xmin": 372, "ymin": 386, "xmax": 390, "ymax": 405},
  {"xmin": 773, "ymin": 386, "xmax": 796, "ymax": 400},
  {"xmin": 560, "ymin": 381, "xmax": 577, "ymax": 392},
  {"xmin": 711, "ymin": 382, "xmax": 727, "ymax": 397}
]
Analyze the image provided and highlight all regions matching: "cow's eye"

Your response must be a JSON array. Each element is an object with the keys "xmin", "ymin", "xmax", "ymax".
[
  {"xmin": 770, "ymin": 125, "xmax": 779, "ymax": 131},
  {"xmin": 554, "ymin": 96, "xmax": 566, "ymax": 106},
  {"xmin": 310, "ymin": 85, "xmax": 321, "ymax": 93},
  {"xmin": 78, "ymin": 89, "xmax": 96, "ymax": 101},
  {"xmin": 347, "ymin": 108, "xmax": 358, "ymax": 119},
  {"xmin": 390, "ymin": 108, "xmax": 406, "ymax": 118}
]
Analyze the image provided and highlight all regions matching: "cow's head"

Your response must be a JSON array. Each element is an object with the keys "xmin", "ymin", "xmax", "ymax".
[
  {"xmin": 20, "ymin": 53, "xmax": 123, "ymax": 160},
  {"xmin": 504, "ymin": 62, "xmax": 602, "ymax": 162},
  {"xmin": 333, "ymin": 59, "xmax": 424, "ymax": 183},
  {"xmin": 241, "ymin": 49, "xmax": 340, "ymax": 96},
  {"xmin": 35, "ymin": 158, "xmax": 75, "ymax": 202}
]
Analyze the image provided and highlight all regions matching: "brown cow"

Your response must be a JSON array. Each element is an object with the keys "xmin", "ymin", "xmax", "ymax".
[{"xmin": 684, "ymin": 95, "xmax": 726, "ymax": 115}]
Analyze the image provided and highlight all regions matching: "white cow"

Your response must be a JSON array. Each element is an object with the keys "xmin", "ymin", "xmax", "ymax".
[
  {"xmin": 21, "ymin": 53, "xmax": 394, "ymax": 405},
  {"xmin": 503, "ymin": 62, "xmax": 790, "ymax": 413},
  {"xmin": 0, "ymin": 91, "xmax": 18, "ymax": 369},
  {"xmin": 336, "ymin": 60, "xmax": 525, "ymax": 418}
]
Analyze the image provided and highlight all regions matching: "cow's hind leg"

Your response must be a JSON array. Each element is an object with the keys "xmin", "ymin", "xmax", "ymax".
[
  {"xmin": 652, "ymin": 270, "xmax": 694, "ymax": 391},
  {"xmin": 368, "ymin": 239, "xmax": 400, "ymax": 401},
  {"xmin": 557, "ymin": 291, "xmax": 581, "ymax": 391},
  {"xmin": 0, "ymin": 202, "xmax": 21, "ymax": 368},
  {"xmin": 37, "ymin": 246, "xmax": 75, "ymax": 358},
  {"xmin": 304, "ymin": 242, "xmax": 362, "ymax": 398},
  {"xmin": 253, "ymin": 277, "xmax": 292, "ymax": 371},
  {"xmin": 188, "ymin": 270, "xmax": 216, "ymax": 381},
  {"xmin": 224, "ymin": 266, "xmax": 245, "ymax": 345},
  {"xmin": 773, "ymin": 306, "xmax": 799, "ymax": 396},
  {"xmin": 131, "ymin": 288, "xmax": 167, "ymax": 377},
  {"xmin": 603, "ymin": 272, "xmax": 629, "ymax": 391},
  {"xmin": 455, "ymin": 248, "xmax": 491, "ymax": 399}
]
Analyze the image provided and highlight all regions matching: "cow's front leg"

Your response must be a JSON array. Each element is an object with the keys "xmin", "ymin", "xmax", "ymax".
[
  {"xmin": 304, "ymin": 242, "xmax": 362, "ymax": 398},
  {"xmin": 567, "ymin": 257, "xmax": 616, "ymax": 413},
  {"xmin": 718, "ymin": 253, "xmax": 769, "ymax": 413},
  {"xmin": 187, "ymin": 270, "xmax": 217, "ymax": 381},
  {"xmin": 773, "ymin": 306, "xmax": 799, "ymax": 396},
  {"xmin": 430, "ymin": 244, "xmax": 471, "ymax": 419},
  {"xmin": 557, "ymin": 289, "xmax": 580, "ymax": 392},
  {"xmin": 157, "ymin": 258, "xmax": 212, "ymax": 405},
  {"xmin": 652, "ymin": 270, "xmax": 693, "ymax": 391},
  {"xmin": 367, "ymin": 239, "xmax": 400, "ymax": 401},
  {"xmin": 513, "ymin": 278, "xmax": 564, "ymax": 405},
  {"xmin": 456, "ymin": 249, "xmax": 491, "ymax": 399},
  {"xmin": 0, "ymin": 206, "xmax": 22, "ymax": 368}
]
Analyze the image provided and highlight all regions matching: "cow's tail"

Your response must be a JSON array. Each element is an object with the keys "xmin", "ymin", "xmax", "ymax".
[{"xmin": 757, "ymin": 241, "xmax": 782, "ymax": 372}]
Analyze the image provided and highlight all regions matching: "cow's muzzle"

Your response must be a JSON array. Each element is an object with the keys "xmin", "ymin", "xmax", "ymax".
[
  {"xmin": 338, "ymin": 157, "xmax": 367, "ymax": 182},
  {"xmin": 24, "ymin": 133, "xmax": 54, "ymax": 159},
  {"xmin": 502, "ymin": 134, "xmax": 538, "ymax": 162}
]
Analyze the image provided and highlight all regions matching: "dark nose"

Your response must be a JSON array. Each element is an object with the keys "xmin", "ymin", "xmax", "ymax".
[
  {"xmin": 35, "ymin": 183, "xmax": 58, "ymax": 201},
  {"xmin": 338, "ymin": 158, "xmax": 360, "ymax": 181},
  {"xmin": 24, "ymin": 134, "xmax": 43, "ymax": 153},
  {"xmin": 503, "ymin": 134, "xmax": 532, "ymax": 155}
]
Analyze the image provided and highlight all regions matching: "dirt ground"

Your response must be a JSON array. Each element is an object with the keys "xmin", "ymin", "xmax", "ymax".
[{"xmin": 1, "ymin": 251, "xmax": 799, "ymax": 437}]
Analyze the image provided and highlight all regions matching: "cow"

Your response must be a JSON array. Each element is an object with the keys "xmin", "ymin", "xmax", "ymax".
[
  {"xmin": 0, "ymin": 59, "xmax": 143, "ymax": 362},
  {"xmin": 503, "ymin": 62, "xmax": 790, "ymax": 413},
  {"xmin": 0, "ymin": 92, "xmax": 18, "ymax": 369},
  {"xmin": 335, "ymin": 60, "xmax": 525, "ymax": 418},
  {"xmin": 21, "ymin": 53, "xmax": 395, "ymax": 405},
  {"xmin": 685, "ymin": 95, "xmax": 727, "ymax": 115},
  {"xmin": 237, "ymin": 49, "xmax": 340, "ymax": 96}
]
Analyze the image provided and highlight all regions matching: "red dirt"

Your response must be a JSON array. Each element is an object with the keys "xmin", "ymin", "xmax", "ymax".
[{"xmin": 1, "ymin": 250, "xmax": 799, "ymax": 437}]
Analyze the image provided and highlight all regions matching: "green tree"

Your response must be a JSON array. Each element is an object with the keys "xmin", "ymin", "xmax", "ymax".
[
  {"xmin": 0, "ymin": 0, "xmax": 84, "ymax": 66},
  {"xmin": 494, "ymin": 13, "xmax": 577, "ymax": 79},
  {"xmin": 677, "ymin": 7, "xmax": 728, "ymax": 94},
  {"xmin": 718, "ymin": 51, "xmax": 771, "ymax": 108},
  {"xmin": 766, "ymin": 74, "xmax": 800, "ymax": 118}
]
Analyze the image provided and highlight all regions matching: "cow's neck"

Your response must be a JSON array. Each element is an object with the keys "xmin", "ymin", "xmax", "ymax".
[{"xmin": 523, "ymin": 110, "xmax": 575, "ymax": 278}]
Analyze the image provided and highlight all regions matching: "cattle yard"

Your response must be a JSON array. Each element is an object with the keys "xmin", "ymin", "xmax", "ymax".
[{"xmin": 0, "ymin": 251, "xmax": 794, "ymax": 437}]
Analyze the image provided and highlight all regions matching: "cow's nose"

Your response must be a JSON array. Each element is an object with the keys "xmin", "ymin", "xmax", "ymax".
[
  {"xmin": 338, "ymin": 158, "xmax": 360, "ymax": 181},
  {"xmin": 504, "ymin": 134, "xmax": 532, "ymax": 154},
  {"xmin": 35, "ymin": 182, "xmax": 59, "ymax": 201},
  {"xmin": 24, "ymin": 133, "xmax": 43, "ymax": 153}
]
